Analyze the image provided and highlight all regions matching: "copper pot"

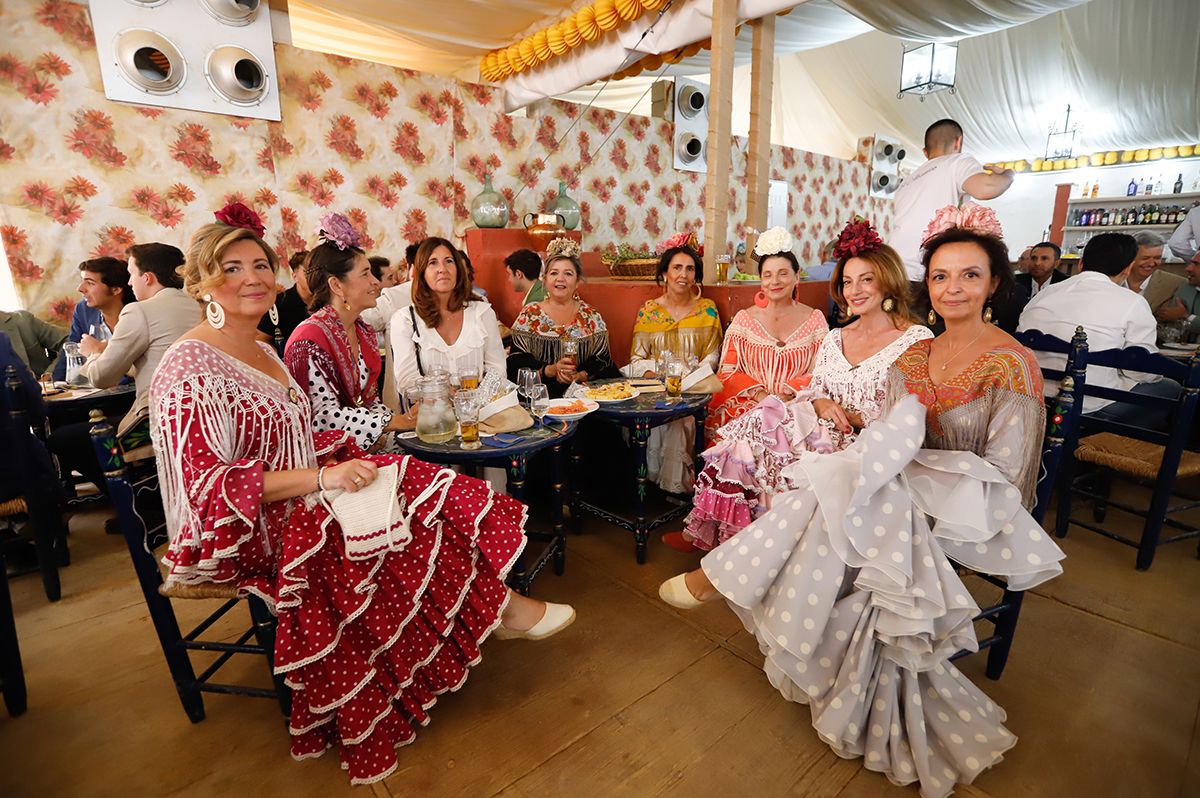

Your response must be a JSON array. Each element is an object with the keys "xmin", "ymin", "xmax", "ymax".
[{"xmin": 523, "ymin": 212, "xmax": 568, "ymax": 252}]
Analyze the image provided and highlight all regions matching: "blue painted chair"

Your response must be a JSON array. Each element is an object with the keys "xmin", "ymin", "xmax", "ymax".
[
  {"xmin": 1059, "ymin": 345, "xmax": 1200, "ymax": 570},
  {"xmin": 88, "ymin": 410, "xmax": 290, "ymax": 722},
  {"xmin": 950, "ymin": 327, "xmax": 1087, "ymax": 679},
  {"xmin": 0, "ymin": 544, "xmax": 25, "ymax": 717}
]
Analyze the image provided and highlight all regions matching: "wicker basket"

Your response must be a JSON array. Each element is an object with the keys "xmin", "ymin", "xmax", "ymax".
[{"xmin": 603, "ymin": 256, "xmax": 658, "ymax": 280}]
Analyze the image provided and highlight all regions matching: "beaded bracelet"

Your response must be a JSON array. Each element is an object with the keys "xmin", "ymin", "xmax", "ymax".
[{"xmin": 316, "ymin": 466, "xmax": 328, "ymax": 492}]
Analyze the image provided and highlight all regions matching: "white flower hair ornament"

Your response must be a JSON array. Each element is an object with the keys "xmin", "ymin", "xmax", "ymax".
[
  {"xmin": 546, "ymin": 237, "xmax": 582, "ymax": 260},
  {"xmin": 753, "ymin": 226, "xmax": 794, "ymax": 258}
]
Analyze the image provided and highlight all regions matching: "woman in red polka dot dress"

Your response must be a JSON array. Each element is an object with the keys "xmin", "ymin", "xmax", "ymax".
[{"xmin": 149, "ymin": 206, "xmax": 575, "ymax": 784}]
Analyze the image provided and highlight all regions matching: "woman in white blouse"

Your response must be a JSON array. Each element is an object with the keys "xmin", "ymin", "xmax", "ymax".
[{"xmin": 391, "ymin": 237, "xmax": 506, "ymax": 395}]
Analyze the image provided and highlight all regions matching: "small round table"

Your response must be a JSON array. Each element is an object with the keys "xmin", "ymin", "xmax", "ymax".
[
  {"xmin": 393, "ymin": 420, "xmax": 579, "ymax": 595},
  {"xmin": 574, "ymin": 384, "xmax": 709, "ymax": 563},
  {"xmin": 45, "ymin": 383, "xmax": 136, "ymax": 418}
]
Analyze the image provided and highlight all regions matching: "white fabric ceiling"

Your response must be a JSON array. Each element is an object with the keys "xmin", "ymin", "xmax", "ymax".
[{"xmin": 285, "ymin": 0, "xmax": 1200, "ymax": 162}]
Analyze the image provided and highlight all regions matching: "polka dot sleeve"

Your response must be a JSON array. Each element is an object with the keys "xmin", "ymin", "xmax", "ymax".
[{"xmin": 306, "ymin": 358, "xmax": 390, "ymax": 451}]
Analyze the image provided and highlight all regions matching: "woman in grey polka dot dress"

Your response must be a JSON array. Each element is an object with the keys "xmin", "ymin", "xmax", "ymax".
[{"xmin": 659, "ymin": 217, "xmax": 1066, "ymax": 798}]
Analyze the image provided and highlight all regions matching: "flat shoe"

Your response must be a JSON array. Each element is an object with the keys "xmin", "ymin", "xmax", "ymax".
[
  {"xmin": 661, "ymin": 531, "xmax": 699, "ymax": 553},
  {"xmin": 493, "ymin": 601, "xmax": 576, "ymax": 641},
  {"xmin": 658, "ymin": 573, "xmax": 719, "ymax": 610}
]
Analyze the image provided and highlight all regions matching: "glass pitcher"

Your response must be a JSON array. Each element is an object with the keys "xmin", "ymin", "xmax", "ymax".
[
  {"xmin": 415, "ymin": 373, "xmax": 458, "ymax": 444},
  {"xmin": 63, "ymin": 341, "xmax": 88, "ymax": 386}
]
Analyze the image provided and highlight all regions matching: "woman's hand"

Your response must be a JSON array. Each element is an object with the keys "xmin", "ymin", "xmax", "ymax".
[
  {"xmin": 777, "ymin": 384, "xmax": 797, "ymax": 401},
  {"xmin": 751, "ymin": 387, "xmax": 770, "ymax": 403},
  {"xmin": 574, "ymin": 370, "xmax": 589, "ymax": 383},
  {"xmin": 323, "ymin": 459, "xmax": 379, "ymax": 493},
  {"xmin": 386, "ymin": 407, "xmax": 419, "ymax": 432},
  {"xmin": 812, "ymin": 398, "xmax": 852, "ymax": 434},
  {"xmin": 552, "ymin": 357, "xmax": 576, "ymax": 384}
]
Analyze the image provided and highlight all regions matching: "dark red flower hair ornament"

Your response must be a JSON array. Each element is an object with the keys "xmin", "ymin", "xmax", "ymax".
[
  {"xmin": 214, "ymin": 202, "xmax": 266, "ymax": 238},
  {"xmin": 832, "ymin": 216, "xmax": 883, "ymax": 261}
]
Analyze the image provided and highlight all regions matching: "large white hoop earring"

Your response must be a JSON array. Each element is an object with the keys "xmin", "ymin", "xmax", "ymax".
[
  {"xmin": 268, "ymin": 304, "xmax": 280, "ymax": 326},
  {"xmin": 204, "ymin": 294, "xmax": 226, "ymax": 330}
]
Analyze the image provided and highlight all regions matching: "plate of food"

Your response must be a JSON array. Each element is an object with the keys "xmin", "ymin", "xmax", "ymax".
[
  {"xmin": 585, "ymin": 382, "xmax": 639, "ymax": 403},
  {"xmin": 543, "ymin": 398, "xmax": 599, "ymax": 421}
]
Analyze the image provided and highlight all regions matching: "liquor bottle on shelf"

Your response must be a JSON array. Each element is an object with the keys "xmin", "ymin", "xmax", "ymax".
[
  {"xmin": 1080, "ymin": 209, "xmax": 1091, "ymax": 226},
  {"xmin": 1136, "ymin": 205, "xmax": 1146, "ymax": 224},
  {"xmin": 1126, "ymin": 207, "xmax": 1138, "ymax": 225},
  {"xmin": 1126, "ymin": 177, "xmax": 1137, "ymax": 196},
  {"xmin": 1141, "ymin": 178, "xmax": 1151, "ymax": 195},
  {"xmin": 1091, "ymin": 182, "xmax": 1100, "ymax": 198},
  {"xmin": 1150, "ymin": 205, "xmax": 1161, "ymax": 224},
  {"xmin": 1081, "ymin": 181, "xmax": 1091, "ymax": 198},
  {"xmin": 1154, "ymin": 175, "xmax": 1164, "ymax": 195}
]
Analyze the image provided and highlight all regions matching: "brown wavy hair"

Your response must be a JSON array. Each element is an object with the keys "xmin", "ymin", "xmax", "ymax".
[
  {"xmin": 830, "ymin": 243, "xmax": 915, "ymax": 324},
  {"xmin": 412, "ymin": 237, "xmax": 476, "ymax": 328}
]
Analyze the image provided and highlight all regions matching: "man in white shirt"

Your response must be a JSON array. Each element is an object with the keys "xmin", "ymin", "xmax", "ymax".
[
  {"xmin": 1167, "ymin": 203, "xmax": 1199, "ymax": 261},
  {"xmin": 79, "ymin": 242, "xmax": 201, "ymax": 432},
  {"xmin": 1018, "ymin": 232, "xmax": 1180, "ymax": 429},
  {"xmin": 890, "ymin": 119, "xmax": 1016, "ymax": 282},
  {"xmin": 361, "ymin": 242, "xmax": 420, "ymax": 410}
]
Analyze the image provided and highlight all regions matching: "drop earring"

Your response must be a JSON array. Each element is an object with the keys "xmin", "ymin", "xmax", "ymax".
[
  {"xmin": 927, "ymin": 308, "xmax": 937, "ymax": 326},
  {"xmin": 983, "ymin": 303, "xmax": 993, "ymax": 324},
  {"xmin": 882, "ymin": 297, "xmax": 895, "ymax": 313},
  {"xmin": 204, "ymin": 294, "xmax": 226, "ymax": 330},
  {"xmin": 754, "ymin": 290, "xmax": 769, "ymax": 308},
  {"xmin": 268, "ymin": 304, "xmax": 280, "ymax": 326}
]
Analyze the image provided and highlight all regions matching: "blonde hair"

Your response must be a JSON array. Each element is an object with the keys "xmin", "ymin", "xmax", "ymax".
[
  {"xmin": 180, "ymin": 223, "xmax": 279, "ymax": 301},
  {"xmin": 831, "ymin": 244, "xmax": 915, "ymax": 324}
]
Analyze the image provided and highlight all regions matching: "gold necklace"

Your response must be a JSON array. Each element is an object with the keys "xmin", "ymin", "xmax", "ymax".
[{"xmin": 937, "ymin": 326, "xmax": 986, "ymax": 372}]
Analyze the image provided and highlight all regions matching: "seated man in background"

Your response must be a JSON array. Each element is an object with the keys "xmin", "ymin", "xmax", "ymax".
[
  {"xmin": 1128, "ymin": 231, "xmax": 1187, "ymax": 320},
  {"xmin": 53, "ymin": 257, "xmax": 133, "ymax": 380},
  {"xmin": 80, "ymin": 242, "xmax": 200, "ymax": 433},
  {"xmin": 1170, "ymin": 250, "xmax": 1200, "ymax": 341},
  {"xmin": 0, "ymin": 308, "xmax": 65, "ymax": 376},
  {"xmin": 1019, "ymin": 232, "xmax": 1180, "ymax": 430},
  {"xmin": 505, "ymin": 248, "xmax": 545, "ymax": 307},
  {"xmin": 258, "ymin": 249, "xmax": 311, "ymax": 346},
  {"xmin": 1016, "ymin": 241, "xmax": 1068, "ymax": 299},
  {"xmin": 369, "ymin": 255, "xmax": 400, "ymax": 289}
]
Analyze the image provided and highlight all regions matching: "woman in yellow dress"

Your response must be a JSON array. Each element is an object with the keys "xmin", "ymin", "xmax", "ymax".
[{"xmin": 624, "ymin": 241, "xmax": 723, "ymax": 493}]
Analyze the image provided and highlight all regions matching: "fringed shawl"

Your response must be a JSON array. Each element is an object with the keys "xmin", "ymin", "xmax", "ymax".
[
  {"xmin": 285, "ymin": 305, "xmax": 381, "ymax": 409},
  {"xmin": 509, "ymin": 299, "xmax": 611, "ymax": 367}
]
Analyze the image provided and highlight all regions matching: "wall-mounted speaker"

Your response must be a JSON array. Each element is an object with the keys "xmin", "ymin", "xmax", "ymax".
[
  {"xmin": 88, "ymin": 0, "xmax": 280, "ymax": 121},
  {"xmin": 869, "ymin": 134, "xmax": 906, "ymax": 199},
  {"xmin": 672, "ymin": 77, "xmax": 708, "ymax": 175}
]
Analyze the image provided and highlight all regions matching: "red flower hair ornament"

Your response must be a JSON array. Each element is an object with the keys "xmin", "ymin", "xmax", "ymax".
[
  {"xmin": 214, "ymin": 202, "xmax": 265, "ymax": 238},
  {"xmin": 832, "ymin": 217, "xmax": 884, "ymax": 261}
]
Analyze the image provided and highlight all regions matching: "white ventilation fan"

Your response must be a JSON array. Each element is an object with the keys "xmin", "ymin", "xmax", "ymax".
[
  {"xmin": 89, "ymin": 0, "xmax": 280, "ymax": 120},
  {"xmin": 869, "ymin": 134, "xmax": 907, "ymax": 199},
  {"xmin": 672, "ymin": 77, "xmax": 709, "ymax": 174}
]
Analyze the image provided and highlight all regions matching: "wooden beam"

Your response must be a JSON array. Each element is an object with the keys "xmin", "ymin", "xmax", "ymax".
[
  {"xmin": 702, "ymin": 0, "xmax": 738, "ymax": 282},
  {"xmin": 743, "ymin": 15, "xmax": 775, "ymax": 247}
]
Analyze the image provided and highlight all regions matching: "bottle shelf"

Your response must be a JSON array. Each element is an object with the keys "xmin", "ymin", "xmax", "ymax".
[
  {"xmin": 1063, "ymin": 224, "xmax": 1176, "ymax": 232},
  {"xmin": 1068, "ymin": 191, "xmax": 1200, "ymax": 205}
]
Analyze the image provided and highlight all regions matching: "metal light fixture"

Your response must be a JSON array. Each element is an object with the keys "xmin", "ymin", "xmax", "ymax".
[
  {"xmin": 1045, "ymin": 104, "xmax": 1080, "ymax": 161},
  {"xmin": 898, "ymin": 42, "xmax": 958, "ymax": 100}
]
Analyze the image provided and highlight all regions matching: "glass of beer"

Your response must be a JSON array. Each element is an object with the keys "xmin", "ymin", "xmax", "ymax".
[
  {"xmin": 454, "ymin": 390, "xmax": 481, "ymax": 450},
  {"xmin": 458, "ymin": 367, "xmax": 480, "ymax": 391},
  {"xmin": 665, "ymin": 358, "xmax": 684, "ymax": 401},
  {"xmin": 562, "ymin": 339, "xmax": 579, "ymax": 367}
]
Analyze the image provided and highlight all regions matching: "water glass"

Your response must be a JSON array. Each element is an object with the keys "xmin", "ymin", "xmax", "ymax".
[
  {"xmin": 529, "ymin": 383, "xmax": 550, "ymax": 425},
  {"xmin": 453, "ymin": 390, "xmax": 481, "ymax": 450}
]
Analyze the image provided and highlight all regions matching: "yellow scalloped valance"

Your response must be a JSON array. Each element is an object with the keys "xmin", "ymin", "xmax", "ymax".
[
  {"xmin": 480, "ymin": 0, "xmax": 668, "ymax": 81},
  {"xmin": 984, "ymin": 144, "xmax": 1199, "ymax": 174}
]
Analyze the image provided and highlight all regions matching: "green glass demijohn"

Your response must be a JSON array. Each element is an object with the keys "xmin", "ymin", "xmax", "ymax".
[
  {"xmin": 470, "ymin": 174, "xmax": 509, "ymax": 229},
  {"xmin": 544, "ymin": 180, "xmax": 581, "ymax": 230}
]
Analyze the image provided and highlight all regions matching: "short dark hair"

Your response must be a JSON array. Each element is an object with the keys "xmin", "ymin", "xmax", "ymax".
[
  {"xmin": 405, "ymin": 242, "xmax": 421, "ymax": 267},
  {"xmin": 1081, "ymin": 232, "xmax": 1138, "ymax": 277},
  {"xmin": 79, "ymin": 256, "xmax": 134, "ymax": 304},
  {"xmin": 924, "ymin": 118, "xmax": 964, "ymax": 152},
  {"xmin": 1031, "ymin": 241, "xmax": 1061, "ymax": 259},
  {"xmin": 759, "ymin": 250, "xmax": 802, "ymax": 274},
  {"xmin": 305, "ymin": 240, "xmax": 366, "ymax": 312},
  {"xmin": 921, "ymin": 227, "xmax": 1015, "ymax": 308},
  {"xmin": 368, "ymin": 256, "xmax": 390, "ymax": 281},
  {"xmin": 127, "ymin": 242, "xmax": 184, "ymax": 289},
  {"xmin": 504, "ymin": 249, "xmax": 542, "ymax": 281},
  {"xmin": 656, "ymin": 246, "xmax": 704, "ymax": 285},
  {"xmin": 287, "ymin": 250, "xmax": 309, "ymax": 272}
]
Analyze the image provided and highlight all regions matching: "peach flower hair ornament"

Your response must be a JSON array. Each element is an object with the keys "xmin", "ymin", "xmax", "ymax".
[
  {"xmin": 921, "ymin": 203, "xmax": 1004, "ymax": 247},
  {"xmin": 318, "ymin": 212, "xmax": 361, "ymax": 251}
]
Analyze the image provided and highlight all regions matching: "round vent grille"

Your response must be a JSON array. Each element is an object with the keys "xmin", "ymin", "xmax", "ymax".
[
  {"xmin": 200, "ymin": 0, "xmax": 260, "ymax": 26},
  {"xmin": 114, "ymin": 29, "xmax": 186, "ymax": 95},
  {"xmin": 205, "ymin": 46, "xmax": 269, "ymax": 105}
]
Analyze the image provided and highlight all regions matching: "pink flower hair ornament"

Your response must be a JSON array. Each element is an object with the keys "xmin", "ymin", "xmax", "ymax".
[
  {"xmin": 213, "ymin": 202, "xmax": 265, "ymax": 238},
  {"xmin": 656, "ymin": 231, "xmax": 702, "ymax": 256},
  {"xmin": 318, "ymin": 212, "xmax": 361, "ymax": 251},
  {"xmin": 921, "ymin": 203, "xmax": 1004, "ymax": 246},
  {"xmin": 832, "ymin": 217, "xmax": 884, "ymax": 261}
]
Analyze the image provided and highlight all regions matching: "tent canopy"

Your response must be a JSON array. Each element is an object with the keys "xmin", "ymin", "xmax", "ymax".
[{"xmin": 287, "ymin": 0, "xmax": 1200, "ymax": 161}]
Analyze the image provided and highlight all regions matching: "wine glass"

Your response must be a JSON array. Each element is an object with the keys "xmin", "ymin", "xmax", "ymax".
[
  {"xmin": 517, "ymin": 367, "xmax": 539, "ymax": 408},
  {"xmin": 529, "ymin": 383, "xmax": 550, "ymax": 426}
]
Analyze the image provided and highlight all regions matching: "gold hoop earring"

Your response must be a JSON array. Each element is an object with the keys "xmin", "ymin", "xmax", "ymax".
[
  {"xmin": 882, "ymin": 297, "xmax": 895, "ymax": 313},
  {"xmin": 691, "ymin": 283, "xmax": 703, "ymax": 300},
  {"xmin": 927, "ymin": 308, "xmax": 937, "ymax": 326}
]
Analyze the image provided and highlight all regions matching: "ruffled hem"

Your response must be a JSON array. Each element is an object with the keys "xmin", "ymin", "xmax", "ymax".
[{"xmin": 701, "ymin": 395, "xmax": 1064, "ymax": 798}]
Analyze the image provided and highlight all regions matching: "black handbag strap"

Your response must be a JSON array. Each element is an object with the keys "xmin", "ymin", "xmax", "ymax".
[{"xmin": 409, "ymin": 305, "xmax": 425, "ymax": 378}]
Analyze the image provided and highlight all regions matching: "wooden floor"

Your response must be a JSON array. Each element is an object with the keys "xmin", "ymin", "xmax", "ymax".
[{"xmin": 1, "ymin": 488, "xmax": 1198, "ymax": 798}]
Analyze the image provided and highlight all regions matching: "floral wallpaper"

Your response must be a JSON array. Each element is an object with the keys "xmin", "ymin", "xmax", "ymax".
[{"xmin": 0, "ymin": 0, "xmax": 890, "ymax": 323}]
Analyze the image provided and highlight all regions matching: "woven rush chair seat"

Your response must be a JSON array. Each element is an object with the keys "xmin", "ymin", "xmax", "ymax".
[
  {"xmin": 0, "ymin": 497, "xmax": 27, "ymax": 518},
  {"xmin": 1075, "ymin": 432, "xmax": 1200, "ymax": 481},
  {"xmin": 159, "ymin": 581, "xmax": 241, "ymax": 600}
]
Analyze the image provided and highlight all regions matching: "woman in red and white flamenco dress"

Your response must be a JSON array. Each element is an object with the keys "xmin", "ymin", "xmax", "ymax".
[{"xmin": 150, "ymin": 205, "xmax": 574, "ymax": 785}]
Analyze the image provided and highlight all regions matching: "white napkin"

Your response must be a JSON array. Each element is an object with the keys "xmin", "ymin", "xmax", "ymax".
[
  {"xmin": 681, "ymin": 363, "xmax": 714, "ymax": 392},
  {"xmin": 479, "ymin": 388, "xmax": 519, "ymax": 422}
]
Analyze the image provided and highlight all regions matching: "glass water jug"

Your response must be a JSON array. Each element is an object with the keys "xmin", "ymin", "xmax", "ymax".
[{"xmin": 415, "ymin": 373, "xmax": 458, "ymax": 444}]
